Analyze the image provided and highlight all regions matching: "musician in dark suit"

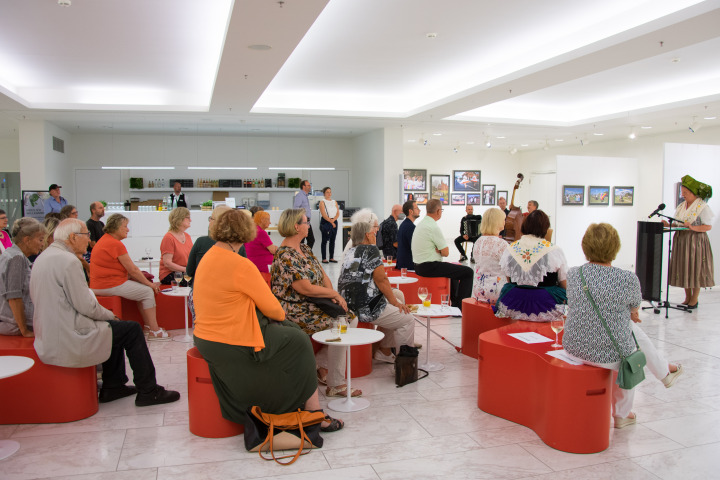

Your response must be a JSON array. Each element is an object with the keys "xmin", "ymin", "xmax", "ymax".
[
  {"xmin": 454, "ymin": 205, "xmax": 482, "ymax": 262},
  {"xmin": 498, "ymin": 196, "xmax": 509, "ymax": 237},
  {"xmin": 170, "ymin": 182, "xmax": 188, "ymax": 209}
]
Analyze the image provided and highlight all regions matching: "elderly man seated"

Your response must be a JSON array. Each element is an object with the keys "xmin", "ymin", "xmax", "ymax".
[
  {"xmin": 30, "ymin": 219, "xmax": 180, "ymax": 406},
  {"xmin": 338, "ymin": 209, "xmax": 416, "ymax": 363}
]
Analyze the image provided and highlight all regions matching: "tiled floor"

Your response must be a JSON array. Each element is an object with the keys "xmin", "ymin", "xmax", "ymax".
[{"xmin": 2, "ymin": 262, "xmax": 719, "ymax": 479}]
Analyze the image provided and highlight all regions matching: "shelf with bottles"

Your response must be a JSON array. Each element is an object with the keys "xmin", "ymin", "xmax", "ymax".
[{"xmin": 129, "ymin": 187, "xmax": 297, "ymax": 192}]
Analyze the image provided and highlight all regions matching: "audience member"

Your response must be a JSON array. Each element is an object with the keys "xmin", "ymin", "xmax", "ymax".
[
  {"xmin": 60, "ymin": 204, "xmax": 79, "ymax": 219},
  {"xmin": 471, "ymin": 208, "xmax": 509, "ymax": 304},
  {"xmin": 378, "ymin": 204, "xmax": 402, "ymax": 259},
  {"xmin": 43, "ymin": 184, "xmax": 67, "ymax": 215},
  {"xmin": 292, "ymin": 179, "xmax": 315, "ymax": 249},
  {"xmin": 249, "ymin": 206, "xmax": 264, "ymax": 217},
  {"xmin": 524, "ymin": 200, "xmax": 538, "ymax": 217},
  {"xmin": 454, "ymin": 204, "xmax": 482, "ymax": 262},
  {"xmin": 159, "ymin": 207, "xmax": 193, "ymax": 285},
  {"xmin": 0, "ymin": 209, "xmax": 12, "ymax": 254},
  {"xmin": 245, "ymin": 211, "xmax": 277, "ymax": 273},
  {"xmin": 396, "ymin": 200, "xmax": 420, "ymax": 270},
  {"xmin": 86, "ymin": 201, "xmax": 106, "ymax": 252}
]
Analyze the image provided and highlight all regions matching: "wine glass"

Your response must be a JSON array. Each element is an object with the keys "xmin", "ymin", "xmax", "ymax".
[
  {"xmin": 417, "ymin": 287, "xmax": 428, "ymax": 305},
  {"xmin": 183, "ymin": 271, "xmax": 192, "ymax": 284},
  {"xmin": 174, "ymin": 271, "xmax": 183, "ymax": 288},
  {"xmin": 550, "ymin": 306, "xmax": 566, "ymax": 348},
  {"xmin": 144, "ymin": 247, "xmax": 152, "ymax": 259}
]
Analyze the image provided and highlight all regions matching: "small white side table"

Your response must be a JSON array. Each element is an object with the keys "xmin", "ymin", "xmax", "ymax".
[
  {"xmin": 0, "ymin": 356, "xmax": 34, "ymax": 460},
  {"xmin": 161, "ymin": 287, "xmax": 193, "ymax": 342},
  {"xmin": 135, "ymin": 258, "xmax": 160, "ymax": 277},
  {"xmin": 412, "ymin": 304, "xmax": 454, "ymax": 372},
  {"xmin": 388, "ymin": 276, "xmax": 418, "ymax": 288},
  {"xmin": 312, "ymin": 328, "xmax": 384, "ymax": 413}
]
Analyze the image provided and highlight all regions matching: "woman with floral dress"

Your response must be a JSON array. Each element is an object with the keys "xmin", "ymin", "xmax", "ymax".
[{"xmin": 471, "ymin": 208, "xmax": 508, "ymax": 304}]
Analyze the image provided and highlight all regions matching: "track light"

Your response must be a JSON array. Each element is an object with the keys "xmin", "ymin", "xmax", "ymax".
[
  {"xmin": 509, "ymin": 147, "xmax": 517, "ymax": 155},
  {"xmin": 453, "ymin": 146, "xmax": 459, "ymax": 153},
  {"xmin": 485, "ymin": 140, "xmax": 492, "ymax": 148},
  {"xmin": 628, "ymin": 130, "xmax": 636, "ymax": 140},
  {"xmin": 689, "ymin": 116, "xmax": 700, "ymax": 133},
  {"xmin": 543, "ymin": 140, "xmax": 550, "ymax": 151}
]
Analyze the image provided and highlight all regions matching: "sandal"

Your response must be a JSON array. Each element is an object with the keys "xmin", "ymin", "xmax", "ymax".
[
  {"xmin": 317, "ymin": 368, "xmax": 327, "ymax": 386},
  {"xmin": 322, "ymin": 260, "xmax": 329, "ymax": 264},
  {"xmin": 326, "ymin": 385, "xmax": 362, "ymax": 397},
  {"xmin": 329, "ymin": 259, "xmax": 338, "ymax": 263},
  {"xmin": 613, "ymin": 412, "xmax": 637, "ymax": 429},
  {"xmin": 321, "ymin": 415, "xmax": 344, "ymax": 432},
  {"xmin": 147, "ymin": 327, "xmax": 171, "ymax": 341}
]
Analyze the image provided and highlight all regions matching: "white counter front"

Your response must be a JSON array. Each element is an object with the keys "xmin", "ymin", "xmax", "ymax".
[{"xmin": 101, "ymin": 209, "xmax": 343, "ymax": 264}]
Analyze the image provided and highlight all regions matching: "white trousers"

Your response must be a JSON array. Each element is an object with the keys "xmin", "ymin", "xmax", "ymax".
[
  {"xmin": 566, "ymin": 322, "xmax": 669, "ymax": 418},
  {"xmin": 92, "ymin": 279, "xmax": 156, "ymax": 310},
  {"xmin": 371, "ymin": 289, "xmax": 415, "ymax": 350}
]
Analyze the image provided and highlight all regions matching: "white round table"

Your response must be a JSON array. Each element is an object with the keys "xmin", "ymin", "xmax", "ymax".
[
  {"xmin": 0, "ymin": 356, "xmax": 34, "ymax": 460},
  {"xmin": 135, "ymin": 258, "xmax": 160, "ymax": 277},
  {"xmin": 388, "ymin": 276, "xmax": 418, "ymax": 288},
  {"xmin": 161, "ymin": 287, "xmax": 193, "ymax": 342},
  {"xmin": 412, "ymin": 304, "xmax": 449, "ymax": 372},
  {"xmin": 312, "ymin": 328, "xmax": 384, "ymax": 413}
]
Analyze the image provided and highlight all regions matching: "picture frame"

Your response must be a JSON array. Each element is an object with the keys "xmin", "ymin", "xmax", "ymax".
[
  {"xmin": 414, "ymin": 192, "xmax": 428, "ymax": 205},
  {"xmin": 562, "ymin": 185, "xmax": 585, "ymax": 206},
  {"xmin": 404, "ymin": 193, "xmax": 416, "ymax": 203},
  {"xmin": 467, "ymin": 193, "xmax": 481, "ymax": 205},
  {"xmin": 452, "ymin": 170, "xmax": 481, "ymax": 192},
  {"xmin": 613, "ymin": 186, "xmax": 635, "ymax": 206},
  {"xmin": 497, "ymin": 190, "xmax": 508, "ymax": 204},
  {"xmin": 403, "ymin": 169, "xmax": 427, "ymax": 191},
  {"xmin": 21, "ymin": 190, "xmax": 51, "ymax": 221},
  {"xmin": 430, "ymin": 174, "xmax": 450, "ymax": 205},
  {"xmin": 481, "ymin": 184, "xmax": 496, "ymax": 205},
  {"xmin": 676, "ymin": 182, "xmax": 685, "ymax": 207},
  {"xmin": 451, "ymin": 193, "xmax": 466, "ymax": 205},
  {"xmin": 587, "ymin": 186, "xmax": 610, "ymax": 205}
]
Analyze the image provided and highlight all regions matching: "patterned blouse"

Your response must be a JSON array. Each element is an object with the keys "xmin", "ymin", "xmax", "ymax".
[
  {"xmin": 500, "ymin": 235, "xmax": 568, "ymax": 286},
  {"xmin": 563, "ymin": 263, "xmax": 641, "ymax": 364},
  {"xmin": 471, "ymin": 235, "xmax": 508, "ymax": 303},
  {"xmin": 271, "ymin": 244, "xmax": 335, "ymax": 334},
  {"xmin": 337, "ymin": 244, "xmax": 386, "ymax": 322}
]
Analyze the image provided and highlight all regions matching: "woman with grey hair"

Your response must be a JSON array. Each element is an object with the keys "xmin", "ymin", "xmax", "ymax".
[
  {"xmin": 0, "ymin": 218, "xmax": 46, "ymax": 336},
  {"xmin": 337, "ymin": 212, "xmax": 416, "ymax": 363},
  {"xmin": 341, "ymin": 208, "xmax": 379, "ymax": 261},
  {"xmin": 89, "ymin": 213, "xmax": 168, "ymax": 340}
]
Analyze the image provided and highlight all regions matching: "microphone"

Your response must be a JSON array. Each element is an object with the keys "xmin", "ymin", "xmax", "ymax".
[{"xmin": 648, "ymin": 203, "xmax": 666, "ymax": 219}]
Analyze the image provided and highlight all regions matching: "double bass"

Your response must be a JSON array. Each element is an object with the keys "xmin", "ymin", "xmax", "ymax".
[{"xmin": 504, "ymin": 173, "xmax": 525, "ymax": 242}]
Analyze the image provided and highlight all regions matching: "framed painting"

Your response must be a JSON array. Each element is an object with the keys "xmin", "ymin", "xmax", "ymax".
[
  {"xmin": 588, "ymin": 186, "xmax": 610, "ymax": 205},
  {"xmin": 562, "ymin": 185, "xmax": 585, "ymax": 205},
  {"xmin": 451, "ymin": 193, "xmax": 466, "ymax": 205},
  {"xmin": 497, "ymin": 190, "xmax": 508, "ymax": 204},
  {"xmin": 481, "ymin": 184, "xmax": 496, "ymax": 205},
  {"xmin": 613, "ymin": 186, "xmax": 634, "ymax": 206},
  {"xmin": 467, "ymin": 193, "xmax": 481, "ymax": 205},
  {"xmin": 21, "ymin": 190, "xmax": 51, "ymax": 221},
  {"xmin": 452, "ymin": 170, "xmax": 481, "ymax": 192},
  {"xmin": 415, "ymin": 192, "xmax": 428, "ymax": 205},
  {"xmin": 403, "ymin": 169, "xmax": 427, "ymax": 191},
  {"xmin": 404, "ymin": 193, "xmax": 416, "ymax": 203},
  {"xmin": 430, "ymin": 174, "xmax": 450, "ymax": 204}
]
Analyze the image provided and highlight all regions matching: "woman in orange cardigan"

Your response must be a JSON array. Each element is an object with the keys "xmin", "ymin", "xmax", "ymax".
[{"xmin": 192, "ymin": 209, "xmax": 343, "ymax": 431}]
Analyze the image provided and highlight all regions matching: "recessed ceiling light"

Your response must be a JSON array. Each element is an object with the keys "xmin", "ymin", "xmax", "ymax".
[
  {"xmin": 248, "ymin": 44, "xmax": 272, "ymax": 51},
  {"xmin": 426, "ymin": 33, "xmax": 437, "ymax": 39},
  {"xmin": 554, "ymin": 139, "xmax": 564, "ymax": 142},
  {"xmin": 408, "ymin": 139, "xmax": 416, "ymax": 142},
  {"xmin": 593, "ymin": 133, "xmax": 604, "ymax": 136},
  {"xmin": 496, "ymin": 136, "xmax": 506, "ymax": 139},
  {"xmin": 641, "ymin": 126, "xmax": 653, "ymax": 129},
  {"xmin": 432, "ymin": 132, "xmax": 442, "ymax": 136},
  {"xmin": 466, "ymin": 141, "xmax": 475, "ymax": 145},
  {"xmin": 188, "ymin": 166, "xmax": 257, "ymax": 170},
  {"xmin": 704, "ymin": 116, "xmax": 717, "ymax": 120},
  {"xmin": 520, "ymin": 144, "xmax": 528, "ymax": 147}
]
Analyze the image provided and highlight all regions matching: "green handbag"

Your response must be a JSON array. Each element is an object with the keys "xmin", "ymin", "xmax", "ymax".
[{"xmin": 578, "ymin": 266, "xmax": 646, "ymax": 390}]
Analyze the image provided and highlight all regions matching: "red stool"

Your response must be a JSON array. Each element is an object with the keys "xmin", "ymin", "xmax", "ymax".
[
  {"xmin": 0, "ymin": 336, "xmax": 98, "ymax": 424},
  {"xmin": 391, "ymin": 271, "xmax": 450, "ymax": 305},
  {"xmin": 260, "ymin": 272, "xmax": 271, "ymax": 288},
  {"xmin": 461, "ymin": 298, "xmax": 515, "ymax": 359},
  {"xmin": 96, "ymin": 295, "xmax": 123, "ymax": 318},
  {"xmin": 186, "ymin": 347, "xmax": 244, "ymax": 438}
]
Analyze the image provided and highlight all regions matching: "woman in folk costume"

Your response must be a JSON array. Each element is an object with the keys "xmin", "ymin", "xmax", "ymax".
[
  {"xmin": 495, "ymin": 210, "xmax": 568, "ymax": 321},
  {"xmin": 665, "ymin": 175, "xmax": 714, "ymax": 309}
]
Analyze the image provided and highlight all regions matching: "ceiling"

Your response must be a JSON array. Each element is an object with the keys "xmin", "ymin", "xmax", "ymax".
[{"xmin": 0, "ymin": 0, "xmax": 719, "ymax": 153}]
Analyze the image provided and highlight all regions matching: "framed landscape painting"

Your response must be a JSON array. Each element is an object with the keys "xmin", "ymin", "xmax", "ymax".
[
  {"xmin": 467, "ymin": 193, "xmax": 481, "ymax": 205},
  {"xmin": 588, "ymin": 186, "xmax": 610, "ymax": 205},
  {"xmin": 481, "ymin": 184, "xmax": 496, "ymax": 205},
  {"xmin": 452, "ymin": 170, "xmax": 481, "ymax": 192},
  {"xmin": 451, "ymin": 193, "xmax": 466, "ymax": 205},
  {"xmin": 613, "ymin": 186, "xmax": 634, "ymax": 206},
  {"xmin": 403, "ymin": 169, "xmax": 427, "ymax": 191},
  {"xmin": 562, "ymin": 185, "xmax": 584, "ymax": 205},
  {"xmin": 430, "ymin": 174, "xmax": 450, "ymax": 204}
]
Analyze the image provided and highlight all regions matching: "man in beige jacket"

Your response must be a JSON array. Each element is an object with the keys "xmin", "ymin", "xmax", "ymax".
[{"xmin": 30, "ymin": 219, "xmax": 179, "ymax": 406}]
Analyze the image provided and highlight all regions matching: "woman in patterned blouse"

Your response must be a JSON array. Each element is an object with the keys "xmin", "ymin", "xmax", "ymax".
[
  {"xmin": 563, "ymin": 223, "xmax": 683, "ymax": 429},
  {"xmin": 270, "ymin": 208, "xmax": 361, "ymax": 398},
  {"xmin": 471, "ymin": 207, "xmax": 509, "ymax": 304},
  {"xmin": 495, "ymin": 210, "xmax": 568, "ymax": 321}
]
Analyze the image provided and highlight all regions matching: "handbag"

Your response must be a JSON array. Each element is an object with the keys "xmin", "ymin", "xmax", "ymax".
[
  {"xmin": 578, "ymin": 266, "xmax": 646, "ymax": 390},
  {"xmin": 395, "ymin": 345, "xmax": 428, "ymax": 387},
  {"xmin": 306, "ymin": 296, "xmax": 347, "ymax": 317},
  {"xmin": 243, "ymin": 406, "xmax": 325, "ymax": 465}
]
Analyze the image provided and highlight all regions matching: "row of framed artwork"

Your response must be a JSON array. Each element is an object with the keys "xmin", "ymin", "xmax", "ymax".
[
  {"xmin": 563, "ymin": 185, "xmax": 634, "ymax": 206},
  {"xmin": 404, "ymin": 190, "xmax": 508, "ymax": 206},
  {"xmin": 404, "ymin": 169, "xmax": 503, "ymax": 205}
]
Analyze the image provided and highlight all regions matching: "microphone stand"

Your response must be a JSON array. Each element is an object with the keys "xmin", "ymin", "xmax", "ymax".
[{"xmin": 654, "ymin": 212, "xmax": 691, "ymax": 318}]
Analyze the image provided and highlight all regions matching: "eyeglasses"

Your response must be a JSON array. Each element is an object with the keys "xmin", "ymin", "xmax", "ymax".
[
  {"xmin": 75, "ymin": 232, "xmax": 91, "ymax": 236},
  {"xmin": 208, "ymin": 217, "xmax": 215, "ymax": 222}
]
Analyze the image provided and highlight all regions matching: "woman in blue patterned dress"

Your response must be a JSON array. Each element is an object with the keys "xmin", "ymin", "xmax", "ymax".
[
  {"xmin": 495, "ymin": 210, "xmax": 567, "ymax": 321},
  {"xmin": 563, "ymin": 223, "xmax": 683, "ymax": 429}
]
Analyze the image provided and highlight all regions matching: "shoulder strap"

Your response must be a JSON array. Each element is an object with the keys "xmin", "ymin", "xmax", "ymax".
[{"xmin": 578, "ymin": 266, "xmax": 639, "ymax": 357}]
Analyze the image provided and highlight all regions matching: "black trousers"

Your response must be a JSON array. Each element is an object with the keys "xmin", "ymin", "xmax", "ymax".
[
  {"xmin": 320, "ymin": 219, "xmax": 338, "ymax": 261},
  {"xmin": 454, "ymin": 235, "xmax": 479, "ymax": 257},
  {"xmin": 414, "ymin": 261, "xmax": 474, "ymax": 309},
  {"xmin": 302, "ymin": 224, "xmax": 316, "ymax": 249},
  {"xmin": 102, "ymin": 320, "xmax": 157, "ymax": 394}
]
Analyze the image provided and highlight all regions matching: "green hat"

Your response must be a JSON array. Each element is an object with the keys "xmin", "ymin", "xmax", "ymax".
[{"xmin": 681, "ymin": 175, "xmax": 712, "ymax": 200}]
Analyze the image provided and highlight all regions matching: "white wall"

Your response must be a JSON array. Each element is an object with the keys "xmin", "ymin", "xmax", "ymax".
[
  {"xmin": 351, "ymin": 129, "xmax": 386, "ymax": 214},
  {"xmin": 0, "ymin": 139, "xmax": 19, "ymax": 171}
]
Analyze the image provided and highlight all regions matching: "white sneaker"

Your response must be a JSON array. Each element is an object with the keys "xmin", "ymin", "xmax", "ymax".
[{"xmin": 374, "ymin": 351, "xmax": 395, "ymax": 364}]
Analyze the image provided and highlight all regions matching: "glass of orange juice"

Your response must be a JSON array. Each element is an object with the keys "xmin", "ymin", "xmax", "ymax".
[{"xmin": 423, "ymin": 293, "xmax": 432, "ymax": 308}]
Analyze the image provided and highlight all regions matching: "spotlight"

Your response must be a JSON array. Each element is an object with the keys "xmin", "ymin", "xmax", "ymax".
[
  {"xmin": 689, "ymin": 122, "xmax": 700, "ymax": 133},
  {"xmin": 509, "ymin": 147, "xmax": 518, "ymax": 155},
  {"xmin": 485, "ymin": 141, "xmax": 492, "ymax": 148},
  {"xmin": 628, "ymin": 131, "xmax": 636, "ymax": 140},
  {"xmin": 423, "ymin": 139, "xmax": 429, "ymax": 146},
  {"xmin": 453, "ymin": 146, "xmax": 459, "ymax": 153}
]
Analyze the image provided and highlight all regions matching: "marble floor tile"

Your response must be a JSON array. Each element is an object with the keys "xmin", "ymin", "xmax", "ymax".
[
  {"xmin": 631, "ymin": 442, "xmax": 720, "ymax": 479},
  {"xmin": 402, "ymin": 396, "xmax": 516, "ymax": 436},
  {"xmin": 371, "ymin": 444, "xmax": 552, "ymax": 479},
  {"xmin": 0, "ymin": 424, "xmax": 18, "ymax": 439},
  {"xmin": 47, "ymin": 469, "xmax": 159, "ymax": 480},
  {"xmin": 642, "ymin": 410, "xmax": 720, "ymax": 447},
  {"xmin": 92, "ymin": 390, "xmax": 189, "ymax": 418},
  {"xmin": 156, "ymin": 453, "xmax": 332, "ymax": 480},
  {"xmin": 259, "ymin": 465, "xmax": 380, "ymax": 480},
  {"xmin": 466, "ymin": 424, "xmax": 540, "ymax": 448},
  {"xmin": 515, "ymin": 459, "xmax": 661, "ymax": 480},
  {"xmin": 12, "ymin": 413, "xmax": 164, "ymax": 438},
  {"xmin": 163, "ymin": 410, "xmax": 190, "ymax": 426},
  {"xmin": 0, "ymin": 430, "xmax": 126, "ymax": 480},
  {"xmin": 631, "ymin": 399, "xmax": 716, "ymax": 423}
]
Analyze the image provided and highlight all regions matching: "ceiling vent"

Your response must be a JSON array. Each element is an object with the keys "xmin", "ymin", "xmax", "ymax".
[{"xmin": 52, "ymin": 136, "xmax": 65, "ymax": 153}]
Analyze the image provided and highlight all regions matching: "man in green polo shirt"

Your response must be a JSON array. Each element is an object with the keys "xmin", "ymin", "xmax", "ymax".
[{"xmin": 411, "ymin": 199, "xmax": 473, "ymax": 311}]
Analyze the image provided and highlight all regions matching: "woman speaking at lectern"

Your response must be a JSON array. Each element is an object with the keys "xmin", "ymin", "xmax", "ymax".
[{"xmin": 665, "ymin": 175, "xmax": 714, "ymax": 309}]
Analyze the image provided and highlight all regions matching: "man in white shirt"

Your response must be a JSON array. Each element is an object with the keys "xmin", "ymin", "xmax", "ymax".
[
  {"xmin": 170, "ymin": 182, "xmax": 188, "ymax": 209},
  {"xmin": 411, "ymin": 199, "xmax": 473, "ymax": 310}
]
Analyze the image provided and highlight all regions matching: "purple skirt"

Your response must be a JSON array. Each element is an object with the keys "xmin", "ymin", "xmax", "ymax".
[{"xmin": 495, "ymin": 284, "xmax": 566, "ymax": 322}]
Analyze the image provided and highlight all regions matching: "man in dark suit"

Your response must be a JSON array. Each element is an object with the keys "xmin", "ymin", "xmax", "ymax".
[{"xmin": 454, "ymin": 205, "xmax": 482, "ymax": 262}]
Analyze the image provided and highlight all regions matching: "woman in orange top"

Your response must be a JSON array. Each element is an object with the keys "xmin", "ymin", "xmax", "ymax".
[
  {"xmin": 193, "ymin": 210, "xmax": 343, "ymax": 431},
  {"xmin": 159, "ymin": 207, "xmax": 193, "ymax": 285},
  {"xmin": 89, "ymin": 214, "xmax": 169, "ymax": 340}
]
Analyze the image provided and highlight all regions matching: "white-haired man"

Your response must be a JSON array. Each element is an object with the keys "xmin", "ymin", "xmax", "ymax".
[{"xmin": 30, "ymin": 219, "xmax": 180, "ymax": 406}]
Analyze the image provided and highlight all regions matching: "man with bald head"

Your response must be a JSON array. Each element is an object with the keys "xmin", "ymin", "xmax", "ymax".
[
  {"xmin": 378, "ymin": 204, "xmax": 403, "ymax": 259},
  {"xmin": 86, "ymin": 201, "xmax": 106, "ymax": 255}
]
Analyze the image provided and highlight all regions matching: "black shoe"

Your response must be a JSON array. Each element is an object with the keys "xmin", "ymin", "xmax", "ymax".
[
  {"xmin": 687, "ymin": 302, "xmax": 699, "ymax": 309},
  {"xmin": 459, "ymin": 256, "xmax": 468, "ymax": 262},
  {"xmin": 99, "ymin": 385, "xmax": 137, "ymax": 403},
  {"xmin": 470, "ymin": 258, "xmax": 476, "ymax": 263},
  {"xmin": 135, "ymin": 385, "xmax": 181, "ymax": 407}
]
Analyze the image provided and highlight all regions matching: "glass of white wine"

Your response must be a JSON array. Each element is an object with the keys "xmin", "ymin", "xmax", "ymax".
[
  {"xmin": 173, "ymin": 271, "xmax": 183, "ymax": 289},
  {"xmin": 417, "ymin": 287, "xmax": 428, "ymax": 307},
  {"xmin": 183, "ymin": 271, "xmax": 192, "ymax": 284},
  {"xmin": 551, "ymin": 305, "xmax": 566, "ymax": 348}
]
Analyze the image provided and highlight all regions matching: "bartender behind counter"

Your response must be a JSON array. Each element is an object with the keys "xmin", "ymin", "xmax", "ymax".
[{"xmin": 170, "ymin": 182, "xmax": 188, "ymax": 209}]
